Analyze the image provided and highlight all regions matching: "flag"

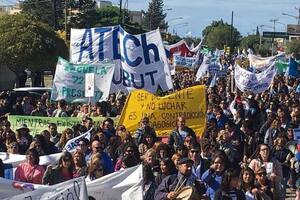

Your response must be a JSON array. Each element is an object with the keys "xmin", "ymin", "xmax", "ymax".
[
  {"xmin": 196, "ymin": 56, "xmax": 210, "ymax": 81},
  {"xmin": 286, "ymin": 58, "xmax": 299, "ymax": 78},
  {"xmin": 64, "ymin": 128, "xmax": 92, "ymax": 152},
  {"xmin": 209, "ymin": 74, "xmax": 217, "ymax": 88}
]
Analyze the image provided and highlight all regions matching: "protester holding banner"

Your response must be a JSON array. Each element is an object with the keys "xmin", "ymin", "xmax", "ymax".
[
  {"xmin": 72, "ymin": 149, "xmax": 87, "ymax": 178},
  {"xmin": 134, "ymin": 117, "xmax": 157, "ymax": 146},
  {"xmin": 15, "ymin": 148, "xmax": 45, "ymax": 184},
  {"xmin": 43, "ymin": 151, "xmax": 74, "ymax": 185}
]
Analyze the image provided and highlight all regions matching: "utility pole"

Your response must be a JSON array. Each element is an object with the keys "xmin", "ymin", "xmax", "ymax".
[
  {"xmin": 230, "ymin": 11, "xmax": 233, "ymax": 63},
  {"xmin": 296, "ymin": 6, "xmax": 300, "ymax": 25},
  {"xmin": 119, "ymin": 0, "xmax": 123, "ymax": 26},
  {"xmin": 65, "ymin": 0, "xmax": 68, "ymax": 40},
  {"xmin": 269, "ymin": 19, "xmax": 278, "ymax": 56}
]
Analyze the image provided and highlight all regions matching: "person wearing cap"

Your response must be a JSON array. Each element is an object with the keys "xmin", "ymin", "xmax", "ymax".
[
  {"xmin": 154, "ymin": 157, "xmax": 205, "ymax": 200},
  {"xmin": 16, "ymin": 124, "xmax": 32, "ymax": 154},
  {"xmin": 168, "ymin": 116, "xmax": 196, "ymax": 153},
  {"xmin": 134, "ymin": 117, "xmax": 157, "ymax": 146}
]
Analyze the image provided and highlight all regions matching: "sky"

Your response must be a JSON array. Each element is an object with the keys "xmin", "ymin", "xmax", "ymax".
[{"xmin": 111, "ymin": 0, "xmax": 300, "ymax": 37}]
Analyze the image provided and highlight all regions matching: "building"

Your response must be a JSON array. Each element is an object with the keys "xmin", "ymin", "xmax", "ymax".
[
  {"xmin": 128, "ymin": 10, "xmax": 144, "ymax": 25},
  {"xmin": 0, "ymin": 0, "xmax": 20, "ymax": 15},
  {"xmin": 95, "ymin": 0, "xmax": 112, "ymax": 9}
]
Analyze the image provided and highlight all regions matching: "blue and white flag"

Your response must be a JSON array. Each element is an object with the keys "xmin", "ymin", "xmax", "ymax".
[
  {"xmin": 286, "ymin": 58, "xmax": 299, "ymax": 78},
  {"xmin": 209, "ymin": 74, "xmax": 217, "ymax": 88},
  {"xmin": 64, "ymin": 128, "xmax": 92, "ymax": 152}
]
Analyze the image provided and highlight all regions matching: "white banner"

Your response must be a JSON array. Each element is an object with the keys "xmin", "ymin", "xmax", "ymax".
[
  {"xmin": 85, "ymin": 73, "xmax": 95, "ymax": 97},
  {"xmin": 1, "ymin": 153, "xmax": 61, "ymax": 180},
  {"xmin": 173, "ymin": 55, "xmax": 196, "ymax": 68},
  {"xmin": 64, "ymin": 129, "xmax": 91, "ymax": 152},
  {"xmin": 87, "ymin": 165, "xmax": 143, "ymax": 200},
  {"xmin": 70, "ymin": 26, "xmax": 173, "ymax": 94},
  {"xmin": 51, "ymin": 57, "xmax": 114, "ymax": 103},
  {"xmin": 234, "ymin": 63, "xmax": 276, "ymax": 94},
  {"xmin": 196, "ymin": 55, "xmax": 210, "ymax": 80},
  {"xmin": 248, "ymin": 52, "xmax": 285, "ymax": 70},
  {"xmin": 0, "ymin": 177, "xmax": 87, "ymax": 200}
]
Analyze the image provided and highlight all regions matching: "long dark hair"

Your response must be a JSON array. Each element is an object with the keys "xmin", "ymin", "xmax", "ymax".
[
  {"xmin": 220, "ymin": 168, "xmax": 239, "ymax": 191},
  {"xmin": 239, "ymin": 167, "xmax": 255, "ymax": 192},
  {"xmin": 159, "ymin": 158, "xmax": 177, "ymax": 175},
  {"xmin": 58, "ymin": 151, "xmax": 74, "ymax": 173}
]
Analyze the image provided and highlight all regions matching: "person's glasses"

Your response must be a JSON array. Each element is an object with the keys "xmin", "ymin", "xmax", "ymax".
[
  {"xmin": 126, "ymin": 149, "xmax": 134, "ymax": 153},
  {"xmin": 94, "ymin": 146, "xmax": 102, "ymax": 150},
  {"xmin": 10, "ymin": 145, "xmax": 17, "ymax": 149},
  {"xmin": 190, "ymin": 150, "xmax": 199, "ymax": 154}
]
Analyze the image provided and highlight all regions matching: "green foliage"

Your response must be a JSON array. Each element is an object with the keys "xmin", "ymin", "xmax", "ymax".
[
  {"xmin": 70, "ymin": 0, "xmax": 97, "ymax": 28},
  {"xmin": 143, "ymin": 0, "xmax": 167, "ymax": 30},
  {"xmin": 0, "ymin": 14, "xmax": 68, "ymax": 73},
  {"xmin": 94, "ymin": 6, "xmax": 121, "ymax": 27},
  {"xmin": 203, "ymin": 20, "xmax": 241, "ymax": 50},
  {"xmin": 183, "ymin": 37, "xmax": 201, "ymax": 47},
  {"xmin": 21, "ymin": 0, "xmax": 65, "ymax": 30},
  {"xmin": 240, "ymin": 35, "xmax": 260, "ymax": 50},
  {"xmin": 287, "ymin": 39, "xmax": 300, "ymax": 59}
]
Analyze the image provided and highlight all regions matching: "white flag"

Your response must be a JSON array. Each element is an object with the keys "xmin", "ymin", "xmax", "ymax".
[{"xmin": 64, "ymin": 129, "xmax": 92, "ymax": 152}]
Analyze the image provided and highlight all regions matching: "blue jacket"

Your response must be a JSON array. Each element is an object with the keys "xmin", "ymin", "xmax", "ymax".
[{"xmin": 201, "ymin": 169, "xmax": 222, "ymax": 199}]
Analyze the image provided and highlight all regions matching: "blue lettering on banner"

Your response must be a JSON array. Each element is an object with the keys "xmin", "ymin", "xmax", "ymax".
[
  {"xmin": 94, "ymin": 27, "xmax": 112, "ymax": 61},
  {"xmin": 79, "ymin": 29, "xmax": 94, "ymax": 62},
  {"xmin": 112, "ymin": 68, "xmax": 158, "ymax": 89},
  {"xmin": 122, "ymin": 34, "xmax": 143, "ymax": 67},
  {"xmin": 112, "ymin": 27, "xmax": 121, "ymax": 60},
  {"xmin": 141, "ymin": 34, "xmax": 160, "ymax": 64}
]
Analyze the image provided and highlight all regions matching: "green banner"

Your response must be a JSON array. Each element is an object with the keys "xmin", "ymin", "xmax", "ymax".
[{"xmin": 8, "ymin": 115, "xmax": 119, "ymax": 136}]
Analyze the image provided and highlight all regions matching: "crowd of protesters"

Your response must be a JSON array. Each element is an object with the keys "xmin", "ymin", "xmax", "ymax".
[{"xmin": 0, "ymin": 65, "xmax": 300, "ymax": 199}]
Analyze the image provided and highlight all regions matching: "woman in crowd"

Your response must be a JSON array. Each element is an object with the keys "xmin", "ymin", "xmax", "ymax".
[
  {"xmin": 43, "ymin": 151, "xmax": 74, "ymax": 185},
  {"xmin": 143, "ymin": 149, "xmax": 160, "ymax": 176},
  {"xmin": 249, "ymin": 144, "xmax": 282, "ymax": 199},
  {"xmin": 215, "ymin": 168, "xmax": 245, "ymax": 200},
  {"xmin": 6, "ymin": 141, "xmax": 20, "ymax": 154},
  {"xmin": 139, "ymin": 132, "xmax": 156, "ymax": 156},
  {"xmin": 86, "ymin": 153, "xmax": 104, "ymax": 181},
  {"xmin": 201, "ymin": 151, "xmax": 228, "ymax": 199},
  {"xmin": 171, "ymin": 153, "xmax": 182, "ymax": 168},
  {"xmin": 105, "ymin": 135, "xmax": 122, "ymax": 166},
  {"xmin": 155, "ymin": 143, "xmax": 172, "ymax": 160},
  {"xmin": 72, "ymin": 149, "xmax": 87, "ymax": 178},
  {"xmin": 15, "ymin": 148, "xmax": 45, "ymax": 184},
  {"xmin": 239, "ymin": 167, "xmax": 256, "ymax": 200},
  {"xmin": 15, "ymin": 124, "xmax": 32, "ymax": 154},
  {"xmin": 155, "ymin": 158, "xmax": 177, "ymax": 186},
  {"xmin": 114, "ymin": 142, "xmax": 140, "ymax": 171},
  {"xmin": 57, "ymin": 128, "xmax": 75, "ymax": 151},
  {"xmin": 143, "ymin": 164, "xmax": 157, "ymax": 200}
]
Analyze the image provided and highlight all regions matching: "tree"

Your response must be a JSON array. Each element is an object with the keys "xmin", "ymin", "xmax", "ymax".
[
  {"xmin": 240, "ymin": 35, "xmax": 260, "ymax": 51},
  {"xmin": 143, "ymin": 0, "xmax": 167, "ymax": 31},
  {"xmin": 69, "ymin": 0, "xmax": 97, "ymax": 28},
  {"xmin": 287, "ymin": 39, "xmax": 300, "ymax": 59},
  {"xmin": 0, "ymin": 14, "xmax": 68, "ymax": 86},
  {"xmin": 202, "ymin": 20, "xmax": 241, "ymax": 50},
  {"xmin": 21, "ymin": 0, "xmax": 65, "ymax": 30}
]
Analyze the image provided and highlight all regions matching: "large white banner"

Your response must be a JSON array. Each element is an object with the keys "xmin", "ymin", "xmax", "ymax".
[
  {"xmin": 0, "ymin": 177, "xmax": 87, "ymax": 200},
  {"xmin": 87, "ymin": 165, "xmax": 143, "ymax": 200},
  {"xmin": 234, "ymin": 63, "xmax": 276, "ymax": 94},
  {"xmin": 0, "ymin": 165, "xmax": 143, "ymax": 200},
  {"xmin": 70, "ymin": 26, "xmax": 173, "ymax": 94},
  {"xmin": 0, "ymin": 152, "xmax": 61, "ymax": 180},
  {"xmin": 51, "ymin": 57, "xmax": 114, "ymax": 103},
  {"xmin": 248, "ymin": 52, "xmax": 285, "ymax": 70}
]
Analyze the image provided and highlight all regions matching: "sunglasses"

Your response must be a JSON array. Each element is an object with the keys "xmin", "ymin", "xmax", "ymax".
[{"xmin": 190, "ymin": 150, "xmax": 199, "ymax": 154}]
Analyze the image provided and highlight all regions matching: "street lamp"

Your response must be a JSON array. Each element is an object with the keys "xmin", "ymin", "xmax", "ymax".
[
  {"xmin": 282, "ymin": 12, "xmax": 300, "ymax": 25},
  {"xmin": 259, "ymin": 24, "xmax": 273, "ymax": 46},
  {"xmin": 173, "ymin": 23, "xmax": 189, "ymax": 35}
]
